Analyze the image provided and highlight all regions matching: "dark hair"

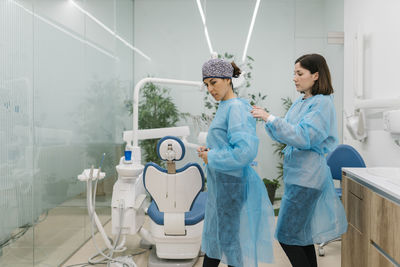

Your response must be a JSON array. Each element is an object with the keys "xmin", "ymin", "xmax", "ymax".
[
  {"xmin": 295, "ymin": 54, "xmax": 334, "ymax": 95},
  {"xmin": 231, "ymin": 61, "xmax": 241, "ymax": 78},
  {"xmin": 227, "ymin": 61, "xmax": 241, "ymax": 88}
]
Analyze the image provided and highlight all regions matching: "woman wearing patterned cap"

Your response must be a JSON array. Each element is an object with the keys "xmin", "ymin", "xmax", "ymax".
[{"xmin": 197, "ymin": 58, "xmax": 275, "ymax": 267}]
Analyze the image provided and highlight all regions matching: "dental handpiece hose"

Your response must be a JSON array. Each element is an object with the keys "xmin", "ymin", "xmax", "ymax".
[
  {"xmin": 93, "ymin": 153, "xmax": 105, "ymax": 207},
  {"xmin": 86, "ymin": 154, "xmax": 113, "ymax": 250}
]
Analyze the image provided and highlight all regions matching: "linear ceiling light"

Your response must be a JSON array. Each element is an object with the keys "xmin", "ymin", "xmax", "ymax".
[
  {"xmin": 10, "ymin": 0, "xmax": 118, "ymax": 60},
  {"xmin": 69, "ymin": 0, "xmax": 151, "ymax": 61},
  {"xmin": 242, "ymin": 0, "xmax": 260, "ymax": 62},
  {"xmin": 196, "ymin": 0, "xmax": 214, "ymax": 55}
]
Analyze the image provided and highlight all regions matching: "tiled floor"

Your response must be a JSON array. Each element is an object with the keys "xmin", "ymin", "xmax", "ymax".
[
  {"xmin": 62, "ymin": 217, "xmax": 341, "ymax": 267},
  {"xmin": 0, "ymin": 192, "xmax": 341, "ymax": 267},
  {"xmin": 0, "ymin": 195, "xmax": 111, "ymax": 267}
]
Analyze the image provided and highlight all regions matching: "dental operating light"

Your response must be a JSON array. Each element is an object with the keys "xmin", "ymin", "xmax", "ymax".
[
  {"xmin": 196, "ymin": 0, "xmax": 214, "ymax": 55},
  {"xmin": 195, "ymin": 0, "xmax": 261, "ymax": 64},
  {"xmin": 196, "ymin": 0, "xmax": 206, "ymax": 24},
  {"xmin": 69, "ymin": 0, "xmax": 151, "ymax": 61},
  {"xmin": 242, "ymin": 0, "xmax": 261, "ymax": 63},
  {"xmin": 10, "ymin": 0, "xmax": 118, "ymax": 60}
]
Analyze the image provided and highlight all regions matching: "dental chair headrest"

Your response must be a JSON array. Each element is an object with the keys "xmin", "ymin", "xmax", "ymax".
[{"xmin": 156, "ymin": 136, "xmax": 185, "ymax": 161}]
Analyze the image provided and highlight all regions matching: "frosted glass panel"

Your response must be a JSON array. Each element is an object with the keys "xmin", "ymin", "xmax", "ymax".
[
  {"xmin": 0, "ymin": 0, "xmax": 35, "ymax": 265},
  {"xmin": 0, "ymin": 0, "xmax": 134, "ymax": 265}
]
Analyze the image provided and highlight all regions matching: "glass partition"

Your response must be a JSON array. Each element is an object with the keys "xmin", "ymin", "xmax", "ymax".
[{"xmin": 0, "ymin": 0, "xmax": 134, "ymax": 265}]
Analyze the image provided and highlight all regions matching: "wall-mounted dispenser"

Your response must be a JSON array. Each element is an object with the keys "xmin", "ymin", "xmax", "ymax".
[
  {"xmin": 383, "ymin": 110, "xmax": 400, "ymax": 147},
  {"xmin": 345, "ymin": 110, "xmax": 367, "ymax": 142}
]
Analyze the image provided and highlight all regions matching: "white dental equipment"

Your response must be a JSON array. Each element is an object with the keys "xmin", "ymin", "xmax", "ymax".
[
  {"xmin": 78, "ymin": 77, "xmax": 207, "ymax": 267},
  {"xmin": 383, "ymin": 109, "xmax": 400, "ymax": 147},
  {"xmin": 347, "ymin": 32, "xmax": 400, "ymax": 143},
  {"xmin": 143, "ymin": 136, "xmax": 206, "ymax": 265},
  {"xmin": 78, "ymin": 154, "xmax": 136, "ymax": 267},
  {"xmin": 344, "ymin": 110, "xmax": 367, "ymax": 142}
]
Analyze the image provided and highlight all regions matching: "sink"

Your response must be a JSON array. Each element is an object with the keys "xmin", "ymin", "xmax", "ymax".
[
  {"xmin": 366, "ymin": 167, "xmax": 400, "ymax": 179},
  {"xmin": 116, "ymin": 163, "xmax": 144, "ymax": 178}
]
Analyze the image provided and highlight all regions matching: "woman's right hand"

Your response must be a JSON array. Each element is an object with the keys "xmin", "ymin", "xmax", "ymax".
[
  {"xmin": 197, "ymin": 146, "xmax": 208, "ymax": 153},
  {"xmin": 197, "ymin": 146, "xmax": 209, "ymax": 164},
  {"xmin": 251, "ymin": 106, "xmax": 270, "ymax": 122}
]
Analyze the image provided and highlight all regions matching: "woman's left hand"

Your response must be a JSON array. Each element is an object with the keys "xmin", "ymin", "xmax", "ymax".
[{"xmin": 251, "ymin": 105, "xmax": 270, "ymax": 122}]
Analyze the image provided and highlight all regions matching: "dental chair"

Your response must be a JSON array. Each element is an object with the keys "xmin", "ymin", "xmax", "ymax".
[
  {"xmin": 318, "ymin": 144, "xmax": 366, "ymax": 256},
  {"xmin": 143, "ymin": 136, "xmax": 207, "ymax": 267}
]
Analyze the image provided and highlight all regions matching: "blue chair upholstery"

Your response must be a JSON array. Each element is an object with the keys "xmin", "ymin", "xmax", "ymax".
[
  {"xmin": 148, "ymin": 191, "xmax": 207, "ymax": 226},
  {"xmin": 326, "ymin": 144, "xmax": 366, "ymax": 198}
]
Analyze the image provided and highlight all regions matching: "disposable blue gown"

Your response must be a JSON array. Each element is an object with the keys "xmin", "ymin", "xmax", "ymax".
[
  {"xmin": 202, "ymin": 98, "xmax": 275, "ymax": 267},
  {"xmin": 265, "ymin": 94, "xmax": 347, "ymax": 246}
]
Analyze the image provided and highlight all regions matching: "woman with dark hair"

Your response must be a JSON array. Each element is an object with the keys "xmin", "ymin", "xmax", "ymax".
[
  {"xmin": 251, "ymin": 54, "xmax": 347, "ymax": 267},
  {"xmin": 198, "ymin": 58, "xmax": 274, "ymax": 267}
]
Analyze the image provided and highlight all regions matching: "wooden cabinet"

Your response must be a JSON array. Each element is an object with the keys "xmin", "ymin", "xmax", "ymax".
[
  {"xmin": 371, "ymin": 192, "xmax": 395, "ymax": 259},
  {"xmin": 341, "ymin": 223, "xmax": 367, "ymax": 267},
  {"xmin": 394, "ymin": 204, "xmax": 400, "ymax": 263},
  {"xmin": 341, "ymin": 176, "xmax": 370, "ymax": 267},
  {"xmin": 342, "ymin": 174, "xmax": 400, "ymax": 267},
  {"xmin": 346, "ymin": 178, "xmax": 369, "ymax": 233},
  {"xmin": 370, "ymin": 191, "xmax": 400, "ymax": 264},
  {"xmin": 369, "ymin": 243, "xmax": 396, "ymax": 267}
]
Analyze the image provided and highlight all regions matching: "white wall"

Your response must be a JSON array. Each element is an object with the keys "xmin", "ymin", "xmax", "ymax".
[
  {"xmin": 134, "ymin": 0, "xmax": 344, "ymax": 193},
  {"xmin": 344, "ymin": 0, "xmax": 400, "ymax": 166}
]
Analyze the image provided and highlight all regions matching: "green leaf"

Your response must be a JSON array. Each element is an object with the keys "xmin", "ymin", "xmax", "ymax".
[{"xmin": 135, "ymin": 82, "xmax": 183, "ymax": 162}]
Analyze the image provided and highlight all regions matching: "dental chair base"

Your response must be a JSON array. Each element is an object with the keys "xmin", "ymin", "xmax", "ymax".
[
  {"xmin": 150, "ymin": 220, "xmax": 203, "ymax": 259},
  {"xmin": 148, "ymin": 248, "xmax": 198, "ymax": 267}
]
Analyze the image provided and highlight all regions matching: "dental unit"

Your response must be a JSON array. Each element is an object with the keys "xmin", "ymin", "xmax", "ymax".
[{"xmin": 78, "ymin": 78, "xmax": 207, "ymax": 267}]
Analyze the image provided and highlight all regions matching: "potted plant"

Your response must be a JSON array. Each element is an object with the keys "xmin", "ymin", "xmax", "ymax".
[
  {"xmin": 263, "ymin": 178, "xmax": 280, "ymax": 204},
  {"xmin": 125, "ymin": 81, "xmax": 187, "ymax": 166}
]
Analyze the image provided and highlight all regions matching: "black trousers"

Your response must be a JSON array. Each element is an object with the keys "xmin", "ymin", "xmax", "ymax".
[
  {"xmin": 279, "ymin": 242, "xmax": 317, "ymax": 267},
  {"xmin": 202, "ymin": 254, "xmax": 234, "ymax": 267}
]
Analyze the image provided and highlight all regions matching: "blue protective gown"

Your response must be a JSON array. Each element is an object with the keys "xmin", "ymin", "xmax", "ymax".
[
  {"xmin": 202, "ymin": 98, "xmax": 275, "ymax": 267},
  {"xmin": 265, "ymin": 94, "xmax": 347, "ymax": 246}
]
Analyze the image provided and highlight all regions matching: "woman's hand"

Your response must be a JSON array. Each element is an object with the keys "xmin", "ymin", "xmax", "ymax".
[
  {"xmin": 251, "ymin": 106, "xmax": 270, "ymax": 122},
  {"xmin": 197, "ymin": 146, "xmax": 209, "ymax": 164}
]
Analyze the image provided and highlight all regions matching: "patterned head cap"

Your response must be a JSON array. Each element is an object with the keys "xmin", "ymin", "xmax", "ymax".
[{"xmin": 202, "ymin": 58, "xmax": 233, "ymax": 81}]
